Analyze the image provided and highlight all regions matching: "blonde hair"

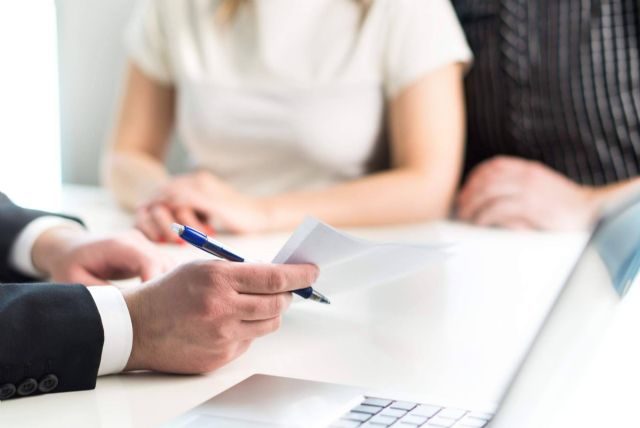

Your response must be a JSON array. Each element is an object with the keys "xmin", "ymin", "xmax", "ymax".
[{"xmin": 216, "ymin": 0, "xmax": 372, "ymax": 25}]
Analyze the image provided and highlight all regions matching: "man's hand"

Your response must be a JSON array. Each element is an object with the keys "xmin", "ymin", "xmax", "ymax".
[
  {"xmin": 122, "ymin": 261, "xmax": 319, "ymax": 374},
  {"xmin": 31, "ymin": 226, "xmax": 174, "ymax": 284},
  {"xmin": 456, "ymin": 156, "xmax": 599, "ymax": 230}
]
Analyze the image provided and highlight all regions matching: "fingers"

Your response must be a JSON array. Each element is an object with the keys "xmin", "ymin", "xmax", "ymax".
[
  {"xmin": 149, "ymin": 205, "xmax": 179, "ymax": 243},
  {"xmin": 137, "ymin": 200, "xmax": 213, "ymax": 244},
  {"xmin": 174, "ymin": 207, "xmax": 209, "ymax": 233},
  {"xmin": 239, "ymin": 316, "xmax": 283, "ymax": 339},
  {"xmin": 457, "ymin": 156, "xmax": 534, "ymax": 223},
  {"xmin": 138, "ymin": 258, "xmax": 166, "ymax": 282},
  {"xmin": 457, "ymin": 156, "xmax": 525, "ymax": 206},
  {"xmin": 501, "ymin": 218, "xmax": 536, "ymax": 230},
  {"xmin": 473, "ymin": 197, "xmax": 530, "ymax": 228},
  {"xmin": 56, "ymin": 268, "xmax": 110, "ymax": 285},
  {"xmin": 134, "ymin": 206, "xmax": 162, "ymax": 242},
  {"xmin": 234, "ymin": 292, "xmax": 293, "ymax": 321},
  {"xmin": 117, "ymin": 230, "xmax": 172, "ymax": 279},
  {"xmin": 457, "ymin": 181, "xmax": 521, "ymax": 221},
  {"xmin": 92, "ymin": 231, "xmax": 173, "ymax": 281},
  {"xmin": 224, "ymin": 263, "xmax": 320, "ymax": 295}
]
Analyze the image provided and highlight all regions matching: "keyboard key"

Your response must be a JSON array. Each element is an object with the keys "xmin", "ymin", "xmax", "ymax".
[
  {"xmin": 369, "ymin": 414, "xmax": 398, "ymax": 426},
  {"xmin": 344, "ymin": 412, "xmax": 372, "ymax": 422},
  {"xmin": 390, "ymin": 401, "xmax": 418, "ymax": 411},
  {"xmin": 331, "ymin": 420, "xmax": 362, "ymax": 428},
  {"xmin": 354, "ymin": 404, "xmax": 384, "ymax": 415},
  {"xmin": 410, "ymin": 404, "xmax": 442, "ymax": 418},
  {"xmin": 398, "ymin": 414, "xmax": 429, "ymax": 425},
  {"xmin": 425, "ymin": 416, "xmax": 457, "ymax": 427},
  {"xmin": 467, "ymin": 412, "xmax": 493, "ymax": 421},
  {"xmin": 454, "ymin": 416, "xmax": 488, "ymax": 427},
  {"xmin": 380, "ymin": 408, "xmax": 408, "ymax": 418},
  {"xmin": 364, "ymin": 398, "xmax": 393, "ymax": 407},
  {"xmin": 437, "ymin": 408, "xmax": 467, "ymax": 420}
]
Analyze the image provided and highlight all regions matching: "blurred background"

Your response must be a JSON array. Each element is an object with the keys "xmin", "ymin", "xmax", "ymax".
[{"xmin": 0, "ymin": 0, "xmax": 186, "ymax": 209}]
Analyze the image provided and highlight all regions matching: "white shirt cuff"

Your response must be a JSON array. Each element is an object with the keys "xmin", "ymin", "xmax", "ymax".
[
  {"xmin": 8, "ymin": 216, "xmax": 83, "ymax": 278},
  {"xmin": 88, "ymin": 286, "xmax": 133, "ymax": 376}
]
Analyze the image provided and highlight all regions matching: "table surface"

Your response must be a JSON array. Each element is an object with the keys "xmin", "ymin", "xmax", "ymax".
[{"xmin": 1, "ymin": 185, "xmax": 638, "ymax": 427}]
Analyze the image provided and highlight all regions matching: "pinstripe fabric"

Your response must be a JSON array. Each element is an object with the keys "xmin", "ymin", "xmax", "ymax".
[{"xmin": 453, "ymin": 0, "xmax": 640, "ymax": 185}]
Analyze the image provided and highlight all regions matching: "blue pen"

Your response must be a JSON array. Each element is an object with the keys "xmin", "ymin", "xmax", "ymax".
[{"xmin": 171, "ymin": 223, "xmax": 330, "ymax": 304}]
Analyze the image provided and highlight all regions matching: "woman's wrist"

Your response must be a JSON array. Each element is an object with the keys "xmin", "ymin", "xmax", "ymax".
[
  {"xmin": 257, "ymin": 196, "xmax": 302, "ymax": 233},
  {"xmin": 106, "ymin": 151, "xmax": 170, "ymax": 211}
]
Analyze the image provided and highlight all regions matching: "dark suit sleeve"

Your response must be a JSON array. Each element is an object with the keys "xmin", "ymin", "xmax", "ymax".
[
  {"xmin": 0, "ymin": 283, "xmax": 104, "ymax": 400},
  {"xmin": 0, "ymin": 193, "xmax": 102, "ymax": 400},
  {"xmin": 0, "ymin": 192, "xmax": 84, "ymax": 282}
]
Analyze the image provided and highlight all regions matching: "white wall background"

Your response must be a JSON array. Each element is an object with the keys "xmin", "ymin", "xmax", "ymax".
[
  {"xmin": 0, "ymin": 1, "xmax": 61, "ymax": 208},
  {"xmin": 56, "ymin": 0, "xmax": 187, "ymax": 187},
  {"xmin": 55, "ymin": 0, "xmax": 133, "ymax": 186},
  {"xmin": 1, "ymin": 0, "xmax": 187, "ymax": 210}
]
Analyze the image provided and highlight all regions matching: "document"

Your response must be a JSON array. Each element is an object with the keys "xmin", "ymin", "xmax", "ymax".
[{"xmin": 273, "ymin": 217, "xmax": 451, "ymax": 296}]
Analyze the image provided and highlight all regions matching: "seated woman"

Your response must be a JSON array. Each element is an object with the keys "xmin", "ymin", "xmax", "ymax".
[
  {"xmin": 453, "ymin": 0, "xmax": 640, "ymax": 230},
  {"xmin": 105, "ymin": 0, "xmax": 472, "ymax": 241}
]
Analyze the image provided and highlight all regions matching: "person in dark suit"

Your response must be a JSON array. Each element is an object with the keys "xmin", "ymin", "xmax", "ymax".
[
  {"xmin": 0, "ymin": 192, "xmax": 318, "ymax": 400},
  {"xmin": 452, "ymin": 0, "xmax": 640, "ymax": 230}
]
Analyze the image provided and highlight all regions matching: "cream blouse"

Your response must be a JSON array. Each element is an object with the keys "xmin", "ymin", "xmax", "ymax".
[{"xmin": 126, "ymin": 0, "xmax": 472, "ymax": 196}]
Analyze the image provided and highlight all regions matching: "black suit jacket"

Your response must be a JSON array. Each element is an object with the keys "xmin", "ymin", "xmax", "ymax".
[
  {"xmin": 453, "ymin": 0, "xmax": 640, "ymax": 186},
  {"xmin": 0, "ymin": 193, "xmax": 103, "ymax": 400}
]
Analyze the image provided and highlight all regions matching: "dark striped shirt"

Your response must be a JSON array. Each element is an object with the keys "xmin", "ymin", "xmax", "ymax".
[{"xmin": 453, "ymin": 0, "xmax": 640, "ymax": 185}]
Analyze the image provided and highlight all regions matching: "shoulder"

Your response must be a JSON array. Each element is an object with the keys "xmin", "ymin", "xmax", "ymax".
[
  {"xmin": 366, "ymin": 0, "xmax": 464, "ymax": 39},
  {"xmin": 133, "ymin": 0, "xmax": 204, "ymax": 22},
  {"xmin": 371, "ymin": 0, "xmax": 458, "ymax": 18}
]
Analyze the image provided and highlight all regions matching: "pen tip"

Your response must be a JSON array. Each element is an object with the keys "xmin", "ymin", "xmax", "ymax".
[
  {"xmin": 171, "ymin": 223, "xmax": 185, "ymax": 235},
  {"xmin": 320, "ymin": 297, "xmax": 331, "ymax": 305}
]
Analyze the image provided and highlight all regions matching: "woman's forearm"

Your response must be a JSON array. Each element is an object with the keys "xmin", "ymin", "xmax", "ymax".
[
  {"xmin": 105, "ymin": 64, "xmax": 176, "ymax": 211},
  {"xmin": 259, "ymin": 64, "xmax": 466, "ymax": 231},
  {"xmin": 260, "ymin": 167, "xmax": 458, "ymax": 230},
  {"xmin": 103, "ymin": 151, "xmax": 169, "ymax": 211}
]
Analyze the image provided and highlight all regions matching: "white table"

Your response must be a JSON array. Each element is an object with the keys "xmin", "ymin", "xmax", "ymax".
[{"xmin": 1, "ymin": 185, "xmax": 638, "ymax": 427}]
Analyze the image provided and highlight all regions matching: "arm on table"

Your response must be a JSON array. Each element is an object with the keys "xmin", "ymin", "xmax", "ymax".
[
  {"xmin": 261, "ymin": 63, "xmax": 467, "ymax": 230},
  {"xmin": 103, "ymin": 63, "xmax": 174, "ymax": 211},
  {"xmin": 456, "ymin": 157, "xmax": 640, "ymax": 230},
  {"xmin": 0, "ymin": 192, "xmax": 318, "ymax": 399},
  {"xmin": 0, "ymin": 284, "xmax": 104, "ymax": 400},
  {"xmin": 105, "ymin": 63, "xmax": 467, "ymax": 238},
  {"xmin": 0, "ymin": 192, "xmax": 83, "ymax": 282}
]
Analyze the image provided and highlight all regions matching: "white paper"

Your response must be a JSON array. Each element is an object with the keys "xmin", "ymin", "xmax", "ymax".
[{"xmin": 273, "ymin": 217, "xmax": 452, "ymax": 297}]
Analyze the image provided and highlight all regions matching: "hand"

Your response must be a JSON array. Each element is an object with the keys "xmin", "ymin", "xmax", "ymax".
[
  {"xmin": 32, "ymin": 226, "xmax": 174, "ymax": 284},
  {"xmin": 456, "ymin": 156, "xmax": 598, "ymax": 230},
  {"xmin": 122, "ymin": 261, "xmax": 319, "ymax": 374},
  {"xmin": 135, "ymin": 171, "xmax": 271, "ymax": 242}
]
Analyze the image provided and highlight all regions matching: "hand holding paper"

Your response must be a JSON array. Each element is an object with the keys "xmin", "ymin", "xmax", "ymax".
[{"xmin": 274, "ymin": 218, "xmax": 451, "ymax": 298}]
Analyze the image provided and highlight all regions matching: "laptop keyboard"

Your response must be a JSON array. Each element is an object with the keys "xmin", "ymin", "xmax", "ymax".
[{"xmin": 330, "ymin": 397, "xmax": 493, "ymax": 428}]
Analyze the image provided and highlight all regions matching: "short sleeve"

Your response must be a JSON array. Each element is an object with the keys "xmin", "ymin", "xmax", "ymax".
[
  {"xmin": 125, "ymin": 0, "xmax": 174, "ymax": 84},
  {"xmin": 384, "ymin": 0, "xmax": 473, "ymax": 98}
]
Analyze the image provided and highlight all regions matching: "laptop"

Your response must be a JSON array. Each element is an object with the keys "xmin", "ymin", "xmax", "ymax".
[{"xmin": 165, "ymin": 192, "xmax": 640, "ymax": 428}]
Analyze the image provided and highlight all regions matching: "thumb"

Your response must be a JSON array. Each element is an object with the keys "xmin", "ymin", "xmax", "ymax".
[{"xmin": 139, "ymin": 259, "xmax": 164, "ymax": 282}]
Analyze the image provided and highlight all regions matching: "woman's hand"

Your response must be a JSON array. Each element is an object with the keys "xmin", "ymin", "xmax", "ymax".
[
  {"xmin": 456, "ymin": 156, "xmax": 599, "ymax": 230},
  {"xmin": 134, "ymin": 171, "xmax": 272, "ymax": 242}
]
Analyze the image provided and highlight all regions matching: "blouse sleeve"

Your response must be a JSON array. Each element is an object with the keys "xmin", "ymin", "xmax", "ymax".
[
  {"xmin": 383, "ymin": 0, "xmax": 473, "ymax": 99},
  {"xmin": 124, "ymin": 0, "xmax": 174, "ymax": 84}
]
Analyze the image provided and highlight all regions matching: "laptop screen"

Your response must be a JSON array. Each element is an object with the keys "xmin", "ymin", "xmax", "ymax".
[{"xmin": 489, "ymin": 193, "xmax": 640, "ymax": 427}]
